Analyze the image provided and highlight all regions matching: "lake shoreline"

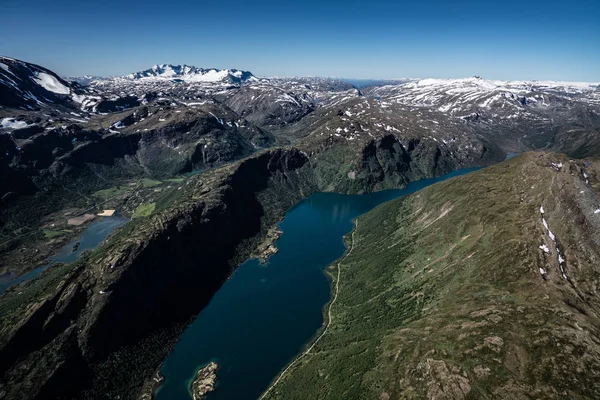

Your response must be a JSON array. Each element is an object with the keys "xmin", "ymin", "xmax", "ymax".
[
  {"xmin": 259, "ymin": 219, "xmax": 360, "ymax": 399},
  {"xmin": 155, "ymin": 166, "xmax": 483, "ymax": 400}
]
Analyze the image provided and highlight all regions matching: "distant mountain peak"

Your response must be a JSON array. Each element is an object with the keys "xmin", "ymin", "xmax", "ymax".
[{"xmin": 124, "ymin": 64, "xmax": 256, "ymax": 84}]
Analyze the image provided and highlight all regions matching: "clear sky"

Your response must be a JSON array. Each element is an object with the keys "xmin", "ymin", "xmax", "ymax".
[{"xmin": 1, "ymin": 0, "xmax": 599, "ymax": 81}]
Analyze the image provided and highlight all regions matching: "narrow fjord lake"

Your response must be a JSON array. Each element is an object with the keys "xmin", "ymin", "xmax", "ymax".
[{"xmin": 156, "ymin": 167, "xmax": 480, "ymax": 400}]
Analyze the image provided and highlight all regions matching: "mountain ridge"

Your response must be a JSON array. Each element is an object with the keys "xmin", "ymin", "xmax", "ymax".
[{"xmin": 120, "ymin": 63, "xmax": 256, "ymax": 84}]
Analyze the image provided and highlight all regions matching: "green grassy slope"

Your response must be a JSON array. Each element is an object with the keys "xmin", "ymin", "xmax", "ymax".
[{"xmin": 266, "ymin": 152, "xmax": 600, "ymax": 400}]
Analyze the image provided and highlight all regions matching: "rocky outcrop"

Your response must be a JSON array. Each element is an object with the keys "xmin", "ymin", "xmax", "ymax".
[
  {"xmin": 1, "ymin": 106, "xmax": 275, "ymax": 201},
  {"xmin": 94, "ymin": 96, "xmax": 140, "ymax": 113},
  {"xmin": 256, "ymin": 226, "xmax": 283, "ymax": 263},
  {"xmin": 221, "ymin": 86, "xmax": 314, "ymax": 127}
]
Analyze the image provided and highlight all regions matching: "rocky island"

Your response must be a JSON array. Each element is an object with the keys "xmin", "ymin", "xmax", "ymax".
[{"xmin": 190, "ymin": 362, "xmax": 219, "ymax": 400}]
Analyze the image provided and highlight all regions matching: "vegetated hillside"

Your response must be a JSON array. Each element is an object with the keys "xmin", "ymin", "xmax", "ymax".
[{"xmin": 267, "ymin": 152, "xmax": 600, "ymax": 400}]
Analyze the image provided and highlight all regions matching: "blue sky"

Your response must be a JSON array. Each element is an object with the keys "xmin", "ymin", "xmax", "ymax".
[{"xmin": 1, "ymin": 0, "xmax": 599, "ymax": 81}]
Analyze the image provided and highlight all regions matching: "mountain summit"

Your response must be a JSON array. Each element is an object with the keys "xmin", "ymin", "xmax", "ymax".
[{"xmin": 124, "ymin": 64, "xmax": 256, "ymax": 83}]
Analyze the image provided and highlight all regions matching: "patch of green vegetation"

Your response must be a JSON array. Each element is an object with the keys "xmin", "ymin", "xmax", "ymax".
[
  {"xmin": 140, "ymin": 178, "xmax": 162, "ymax": 188},
  {"xmin": 42, "ymin": 229, "xmax": 71, "ymax": 239},
  {"xmin": 166, "ymin": 177, "xmax": 185, "ymax": 183},
  {"xmin": 132, "ymin": 203, "xmax": 156, "ymax": 218},
  {"xmin": 92, "ymin": 186, "xmax": 130, "ymax": 200}
]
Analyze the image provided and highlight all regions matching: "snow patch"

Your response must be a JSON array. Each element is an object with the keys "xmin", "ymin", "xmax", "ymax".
[
  {"xmin": 33, "ymin": 72, "xmax": 70, "ymax": 94},
  {"xmin": 1, "ymin": 118, "xmax": 30, "ymax": 130},
  {"xmin": 208, "ymin": 112, "xmax": 223, "ymax": 125},
  {"xmin": 0, "ymin": 62, "xmax": 15, "ymax": 76}
]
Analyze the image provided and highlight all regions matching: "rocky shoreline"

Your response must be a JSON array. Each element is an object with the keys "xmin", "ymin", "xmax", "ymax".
[
  {"xmin": 256, "ymin": 225, "xmax": 283, "ymax": 263},
  {"xmin": 139, "ymin": 368, "xmax": 164, "ymax": 400}
]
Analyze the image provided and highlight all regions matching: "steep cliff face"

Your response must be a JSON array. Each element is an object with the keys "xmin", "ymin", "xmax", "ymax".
[
  {"xmin": 2, "ymin": 103, "xmax": 277, "ymax": 202},
  {"xmin": 0, "ymin": 148, "xmax": 316, "ymax": 400},
  {"xmin": 82, "ymin": 149, "xmax": 316, "ymax": 361}
]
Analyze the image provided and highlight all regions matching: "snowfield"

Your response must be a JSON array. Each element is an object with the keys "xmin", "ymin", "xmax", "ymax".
[
  {"xmin": 33, "ymin": 72, "xmax": 70, "ymax": 94},
  {"xmin": 1, "ymin": 118, "xmax": 31, "ymax": 129}
]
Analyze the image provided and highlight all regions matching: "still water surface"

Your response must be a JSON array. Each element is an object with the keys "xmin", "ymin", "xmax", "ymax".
[{"xmin": 157, "ymin": 167, "xmax": 480, "ymax": 400}]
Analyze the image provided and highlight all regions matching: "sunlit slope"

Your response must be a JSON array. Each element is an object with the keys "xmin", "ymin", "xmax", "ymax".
[{"xmin": 268, "ymin": 152, "xmax": 600, "ymax": 399}]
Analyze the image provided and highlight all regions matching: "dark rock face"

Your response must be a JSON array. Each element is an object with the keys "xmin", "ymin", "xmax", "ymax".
[
  {"xmin": 132, "ymin": 110, "xmax": 269, "ymax": 176},
  {"xmin": 0, "ymin": 162, "xmax": 37, "ymax": 201},
  {"xmin": 11, "ymin": 125, "xmax": 45, "ymax": 139},
  {"xmin": 84, "ymin": 149, "xmax": 314, "ymax": 359},
  {"xmin": 0, "ymin": 136, "xmax": 38, "ymax": 199},
  {"xmin": 0, "ymin": 108, "xmax": 274, "ymax": 200},
  {"xmin": 94, "ymin": 96, "xmax": 140, "ymax": 113},
  {"xmin": 16, "ymin": 126, "xmax": 102, "ymax": 171},
  {"xmin": 309, "ymin": 132, "xmax": 503, "ymax": 194}
]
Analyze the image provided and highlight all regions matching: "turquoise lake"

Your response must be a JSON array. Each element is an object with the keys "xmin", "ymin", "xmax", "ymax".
[{"xmin": 156, "ymin": 167, "xmax": 481, "ymax": 400}]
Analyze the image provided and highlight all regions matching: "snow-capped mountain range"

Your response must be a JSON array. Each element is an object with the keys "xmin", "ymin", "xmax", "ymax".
[
  {"xmin": 366, "ymin": 77, "xmax": 600, "ymax": 112},
  {"xmin": 1, "ymin": 54, "xmax": 600, "ymax": 219},
  {"xmin": 1, "ymin": 56, "xmax": 599, "ymax": 151},
  {"xmin": 121, "ymin": 64, "xmax": 257, "ymax": 83}
]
